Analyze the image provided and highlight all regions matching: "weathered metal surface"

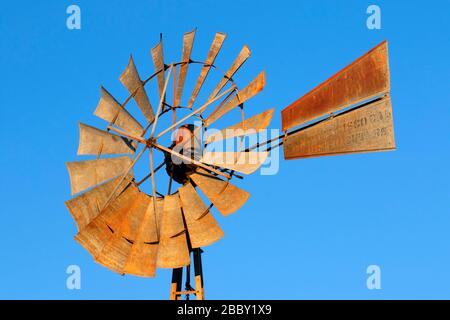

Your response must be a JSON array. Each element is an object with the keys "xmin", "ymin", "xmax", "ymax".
[
  {"xmin": 101, "ymin": 184, "xmax": 141, "ymax": 232},
  {"xmin": 205, "ymin": 71, "xmax": 266, "ymax": 127},
  {"xmin": 94, "ymin": 87, "xmax": 144, "ymax": 136},
  {"xmin": 75, "ymin": 214, "xmax": 113, "ymax": 260},
  {"xmin": 66, "ymin": 156, "xmax": 132, "ymax": 195},
  {"xmin": 175, "ymin": 30, "xmax": 196, "ymax": 107},
  {"xmin": 188, "ymin": 32, "xmax": 227, "ymax": 108},
  {"xmin": 281, "ymin": 41, "xmax": 390, "ymax": 131},
  {"xmin": 65, "ymin": 174, "xmax": 132, "ymax": 230},
  {"xmin": 283, "ymin": 97, "xmax": 396, "ymax": 159},
  {"xmin": 119, "ymin": 56, "xmax": 155, "ymax": 124},
  {"xmin": 201, "ymin": 151, "xmax": 268, "ymax": 175},
  {"xmin": 190, "ymin": 169, "xmax": 250, "ymax": 216},
  {"xmin": 205, "ymin": 108, "xmax": 274, "ymax": 144},
  {"xmin": 207, "ymin": 45, "xmax": 251, "ymax": 101},
  {"xmin": 160, "ymin": 194, "xmax": 186, "ymax": 238},
  {"xmin": 95, "ymin": 232, "xmax": 132, "ymax": 275},
  {"xmin": 178, "ymin": 183, "xmax": 224, "ymax": 248},
  {"xmin": 123, "ymin": 242, "xmax": 158, "ymax": 277},
  {"xmin": 157, "ymin": 234, "xmax": 190, "ymax": 269},
  {"xmin": 120, "ymin": 192, "xmax": 150, "ymax": 242},
  {"xmin": 151, "ymin": 38, "xmax": 166, "ymax": 101},
  {"xmin": 157, "ymin": 194, "xmax": 190, "ymax": 268},
  {"xmin": 123, "ymin": 195, "xmax": 161, "ymax": 277},
  {"xmin": 139, "ymin": 196, "xmax": 163, "ymax": 243},
  {"xmin": 77, "ymin": 123, "xmax": 134, "ymax": 156},
  {"xmin": 74, "ymin": 185, "xmax": 136, "ymax": 259}
]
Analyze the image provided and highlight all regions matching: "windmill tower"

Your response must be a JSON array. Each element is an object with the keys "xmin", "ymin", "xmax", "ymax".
[{"xmin": 65, "ymin": 30, "xmax": 395, "ymax": 300}]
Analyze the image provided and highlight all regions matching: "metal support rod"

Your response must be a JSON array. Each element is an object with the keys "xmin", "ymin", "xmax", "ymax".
[
  {"xmin": 151, "ymin": 65, "xmax": 174, "ymax": 138},
  {"xmin": 155, "ymin": 86, "xmax": 236, "ymax": 139},
  {"xmin": 193, "ymin": 248, "xmax": 205, "ymax": 300},
  {"xmin": 170, "ymin": 268, "xmax": 183, "ymax": 300}
]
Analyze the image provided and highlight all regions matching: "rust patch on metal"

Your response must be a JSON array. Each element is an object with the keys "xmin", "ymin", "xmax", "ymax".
[{"xmin": 283, "ymin": 97, "xmax": 395, "ymax": 159}]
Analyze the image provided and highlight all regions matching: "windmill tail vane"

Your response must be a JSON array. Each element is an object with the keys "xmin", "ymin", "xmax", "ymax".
[{"xmin": 65, "ymin": 30, "xmax": 395, "ymax": 300}]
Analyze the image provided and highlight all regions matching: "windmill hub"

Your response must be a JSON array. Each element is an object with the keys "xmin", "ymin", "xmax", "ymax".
[{"xmin": 164, "ymin": 124, "xmax": 201, "ymax": 185}]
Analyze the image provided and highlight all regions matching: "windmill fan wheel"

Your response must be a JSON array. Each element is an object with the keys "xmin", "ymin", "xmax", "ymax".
[{"xmin": 65, "ymin": 30, "xmax": 274, "ymax": 277}]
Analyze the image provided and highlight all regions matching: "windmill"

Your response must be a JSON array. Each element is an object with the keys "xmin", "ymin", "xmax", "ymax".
[{"xmin": 65, "ymin": 30, "xmax": 395, "ymax": 300}]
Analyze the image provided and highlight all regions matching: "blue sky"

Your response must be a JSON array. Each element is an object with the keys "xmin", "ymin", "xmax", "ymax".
[{"xmin": 0, "ymin": 0, "xmax": 449, "ymax": 299}]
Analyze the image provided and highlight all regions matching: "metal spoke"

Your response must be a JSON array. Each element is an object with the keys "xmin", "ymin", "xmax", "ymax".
[
  {"xmin": 150, "ymin": 65, "xmax": 174, "ymax": 138},
  {"xmin": 155, "ymin": 85, "xmax": 236, "ymax": 140}
]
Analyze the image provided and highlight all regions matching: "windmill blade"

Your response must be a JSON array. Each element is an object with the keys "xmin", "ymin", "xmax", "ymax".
[
  {"xmin": 190, "ymin": 169, "xmax": 250, "ymax": 216},
  {"xmin": 80, "ymin": 184, "xmax": 140, "ymax": 274},
  {"xmin": 77, "ymin": 123, "xmax": 135, "ymax": 156},
  {"xmin": 157, "ymin": 194, "xmax": 190, "ymax": 269},
  {"xmin": 139, "ymin": 196, "xmax": 164, "ymax": 244},
  {"xmin": 160, "ymin": 195, "xmax": 186, "ymax": 238},
  {"xmin": 201, "ymin": 151, "xmax": 268, "ymax": 175},
  {"xmin": 204, "ymin": 71, "xmax": 266, "ymax": 128},
  {"xmin": 282, "ymin": 41, "xmax": 390, "ymax": 131},
  {"xmin": 283, "ymin": 97, "xmax": 396, "ymax": 159},
  {"xmin": 119, "ymin": 192, "xmax": 150, "ymax": 242},
  {"xmin": 65, "ymin": 174, "xmax": 133, "ymax": 231},
  {"xmin": 151, "ymin": 37, "xmax": 166, "ymax": 102},
  {"xmin": 205, "ymin": 108, "xmax": 274, "ymax": 144},
  {"xmin": 187, "ymin": 32, "xmax": 227, "ymax": 109},
  {"xmin": 123, "ymin": 241, "xmax": 158, "ymax": 277},
  {"xmin": 101, "ymin": 183, "xmax": 141, "ymax": 232},
  {"xmin": 94, "ymin": 87, "xmax": 144, "ymax": 136},
  {"xmin": 119, "ymin": 56, "xmax": 155, "ymax": 124},
  {"xmin": 74, "ymin": 184, "xmax": 137, "ymax": 260},
  {"xmin": 75, "ymin": 214, "xmax": 113, "ymax": 262},
  {"xmin": 66, "ymin": 156, "xmax": 132, "ymax": 195},
  {"xmin": 95, "ymin": 231, "xmax": 133, "ymax": 275},
  {"xmin": 123, "ymin": 195, "xmax": 162, "ymax": 277},
  {"xmin": 174, "ymin": 29, "xmax": 196, "ymax": 107},
  {"xmin": 207, "ymin": 45, "xmax": 251, "ymax": 101},
  {"xmin": 178, "ymin": 182, "xmax": 224, "ymax": 248},
  {"xmin": 96, "ymin": 190, "xmax": 145, "ymax": 275}
]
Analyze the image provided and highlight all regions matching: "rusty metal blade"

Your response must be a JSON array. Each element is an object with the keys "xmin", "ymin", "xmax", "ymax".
[
  {"xmin": 123, "ymin": 242, "xmax": 158, "ymax": 277},
  {"xmin": 160, "ymin": 194, "xmax": 186, "ymax": 238},
  {"xmin": 84, "ymin": 184, "xmax": 140, "ymax": 274},
  {"xmin": 119, "ymin": 56, "xmax": 155, "ymax": 123},
  {"xmin": 94, "ymin": 87, "xmax": 144, "ymax": 136},
  {"xmin": 120, "ymin": 192, "xmax": 150, "ymax": 242},
  {"xmin": 207, "ymin": 45, "xmax": 251, "ymax": 101},
  {"xmin": 157, "ymin": 194, "xmax": 190, "ymax": 268},
  {"xmin": 205, "ymin": 108, "xmax": 274, "ymax": 144},
  {"xmin": 65, "ymin": 174, "xmax": 132, "ymax": 231},
  {"xmin": 96, "ymin": 189, "xmax": 146, "ymax": 275},
  {"xmin": 139, "ymin": 196, "xmax": 164, "ymax": 244},
  {"xmin": 201, "ymin": 151, "xmax": 268, "ymax": 175},
  {"xmin": 66, "ymin": 156, "xmax": 132, "ymax": 195},
  {"xmin": 74, "ymin": 184, "xmax": 137, "ymax": 261},
  {"xmin": 178, "ymin": 182, "xmax": 224, "ymax": 248},
  {"xmin": 95, "ymin": 233, "xmax": 132, "ymax": 275},
  {"xmin": 157, "ymin": 234, "xmax": 190, "ymax": 269},
  {"xmin": 190, "ymin": 169, "xmax": 250, "ymax": 216},
  {"xmin": 101, "ymin": 183, "xmax": 141, "ymax": 232},
  {"xmin": 282, "ymin": 41, "xmax": 390, "ymax": 131},
  {"xmin": 123, "ymin": 194, "xmax": 162, "ymax": 277},
  {"xmin": 77, "ymin": 123, "xmax": 134, "ymax": 156},
  {"xmin": 187, "ymin": 32, "xmax": 227, "ymax": 108},
  {"xmin": 283, "ymin": 97, "xmax": 396, "ymax": 159},
  {"xmin": 204, "ymin": 71, "xmax": 266, "ymax": 127},
  {"xmin": 174, "ymin": 29, "xmax": 196, "ymax": 107},
  {"xmin": 75, "ymin": 214, "xmax": 113, "ymax": 261},
  {"xmin": 151, "ymin": 38, "xmax": 166, "ymax": 102}
]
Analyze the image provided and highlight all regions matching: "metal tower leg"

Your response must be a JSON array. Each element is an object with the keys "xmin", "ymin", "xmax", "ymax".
[{"xmin": 169, "ymin": 248, "xmax": 205, "ymax": 300}]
